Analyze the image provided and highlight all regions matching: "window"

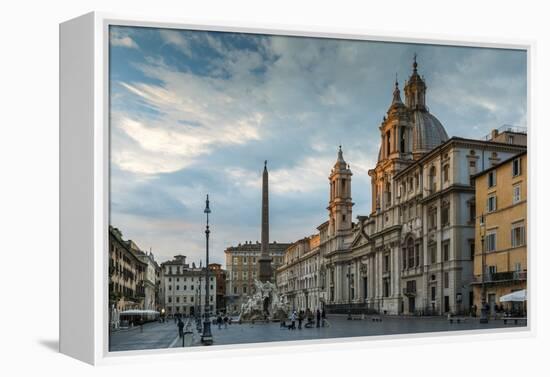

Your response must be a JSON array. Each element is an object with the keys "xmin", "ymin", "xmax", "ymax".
[
  {"xmin": 485, "ymin": 232, "xmax": 497, "ymax": 252},
  {"xmin": 233, "ymin": 286, "xmax": 237, "ymax": 294},
  {"xmin": 513, "ymin": 184, "xmax": 521, "ymax": 204},
  {"xmin": 487, "ymin": 195, "xmax": 497, "ymax": 212},
  {"xmin": 512, "ymin": 157, "xmax": 521, "ymax": 177},
  {"xmin": 511, "ymin": 221, "xmax": 525, "ymax": 247},
  {"xmin": 444, "ymin": 272, "xmax": 449, "ymax": 289},
  {"xmin": 443, "ymin": 242, "xmax": 450, "ymax": 262},
  {"xmin": 469, "ymin": 240, "xmax": 475, "ymax": 260},
  {"xmin": 443, "ymin": 164, "xmax": 450, "ymax": 182},
  {"xmin": 429, "ymin": 244, "xmax": 437, "ymax": 264},
  {"xmin": 428, "ymin": 207, "xmax": 437, "ymax": 229},
  {"xmin": 386, "ymin": 131, "xmax": 391, "ymax": 157},
  {"xmin": 383, "ymin": 278, "xmax": 390, "ymax": 297},
  {"xmin": 176, "ymin": 285, "xmax": 179, "ymax": 290},
  {"xmin": 469, "ymin": 202, "xmax": 476, "ymax": 223},
  {"xmin": 488, "ymin": 171, "xmax": 496, "ymax": 188},
  {"xmin": 508, "ymin": 135, "xmax": 514, "ymax": 144},
  {"xmin": 383, "ymin": 254, "xmax": 390, "ymax": 272},
  {"xmin": 407, "ymin": 239, "xmax": 415, "ymax": 269},
  {"xmin": 415, "ymin": 244, "xmax": 420, "ymax": 267},
  {"xmin": 431, "ymin": 286, "xmax": 436, "ymax": 301},
  {"xmin": 243, "ymin": 286, "xmax": 247, "ymax": 294},
  {"xmin": 441, "ymin": 203, "xmax": 450, "ymax": 227},
  {"xmin": 429, "ymin": 166, "xmax": 437, "ymax": 192},
  {"xmin": 176, "ymin": 296, "xmax": 179, "ymax": 303},
  {"xmin": 406, "ymin": 280, "xmax": 416, "ymax": 293}
]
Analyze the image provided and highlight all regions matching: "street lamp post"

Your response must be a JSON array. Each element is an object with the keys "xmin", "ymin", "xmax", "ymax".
[
  {"xmin": 201, "ymin": 195, "xmax": 213, "ymax": 345},
  {"xmin": 347, "ymin": 263, "xmax": 352, "ymax": 320},
  {"xmin": 480, "ymin": 214, "xmax": 489, "ymax": 324}
]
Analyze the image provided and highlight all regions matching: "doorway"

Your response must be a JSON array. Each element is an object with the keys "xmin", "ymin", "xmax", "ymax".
[
  {"xmin": 408, "ymin": 296, "xmax": 415, "ymax": 314},
  {"xmin": 488, "ymin": 293, "xmax": 496, "ymax": 317}
]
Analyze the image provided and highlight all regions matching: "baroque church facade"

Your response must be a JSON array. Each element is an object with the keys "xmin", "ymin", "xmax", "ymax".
[{"xmin": 278, "ymin": 58, "xmax": 527, "ymax": 316}]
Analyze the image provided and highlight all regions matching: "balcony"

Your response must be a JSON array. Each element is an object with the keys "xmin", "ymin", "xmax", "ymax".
[
  {"xmin": 402, "ymin": 286, "xmax": 416, "ymax": 297},
  {"xmin": 473, "ymin": 271, "xmax": 527, "ymax": 284}
]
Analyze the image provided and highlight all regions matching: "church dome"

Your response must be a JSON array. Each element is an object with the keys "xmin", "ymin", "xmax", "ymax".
[{"xmin": 411, "ymin": 110, "xmax": 449, "ymax": 154}]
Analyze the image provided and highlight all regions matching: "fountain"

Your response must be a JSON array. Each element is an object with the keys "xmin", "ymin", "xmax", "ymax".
[{"xmin": 240, "ymin": 280, "xmax": 289, "ymax": 321}]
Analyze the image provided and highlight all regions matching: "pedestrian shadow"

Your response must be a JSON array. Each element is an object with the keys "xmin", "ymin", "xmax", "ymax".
[{"xmin": 38, "ymin": 339, "xmax": 59, "ymax": 353}]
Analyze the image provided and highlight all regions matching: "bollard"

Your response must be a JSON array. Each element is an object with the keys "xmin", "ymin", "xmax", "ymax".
[{"xmin": 183, "ymin": 331, "xmax": 193, "ymax": 347}]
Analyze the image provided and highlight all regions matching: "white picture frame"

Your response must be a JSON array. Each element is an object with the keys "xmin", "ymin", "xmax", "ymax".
[{"xmin": 59, "ymin": 11, "xmax": 534, "ymax": 365}]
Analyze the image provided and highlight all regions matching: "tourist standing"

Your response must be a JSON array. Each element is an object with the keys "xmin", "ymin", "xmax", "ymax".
[
  {"xmin": 321, "ymin": 308, "xmax": 326, "ymax": 327},
  {"xmin": 177, "ymin": 318, "xmax": 184, "ymax": 338},
  {"xmin": 291, "ymin": 310, "xmax": 296, "ymax": 330},
  {"xmin": 298, "ymin": 311, "xmax": 303, "ymax": 330},
  {"xmin": 316, "ymin": 308, "xmax": 321, "ymax": 328}
]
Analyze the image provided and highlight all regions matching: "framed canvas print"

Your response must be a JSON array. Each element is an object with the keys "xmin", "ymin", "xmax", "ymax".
[{"xmin": 60, "ymin": 12, "xmax": 532, "ymax": 365}]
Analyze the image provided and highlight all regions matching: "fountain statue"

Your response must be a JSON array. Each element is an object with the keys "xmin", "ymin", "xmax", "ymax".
[{"xmin": 240, "ymin": 280, "xmax": 289, "ymax": 321}]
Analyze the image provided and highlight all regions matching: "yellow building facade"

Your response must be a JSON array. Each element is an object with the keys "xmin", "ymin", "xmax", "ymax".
[{"xmin": 473, "ymin": 151, "xmax": 527, "ymax": 316}]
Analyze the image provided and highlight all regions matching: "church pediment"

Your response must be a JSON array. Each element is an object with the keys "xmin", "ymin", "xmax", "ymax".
[{"xmin": 351, "ymin": 228, "xmax": 370, "ymax": 248}]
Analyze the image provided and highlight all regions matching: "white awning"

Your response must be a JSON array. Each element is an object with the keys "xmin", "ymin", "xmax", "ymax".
[
  {"xmin": 119, "ymin": 309, "xmax": 160, "ymax": 315},
  {"xmin": 500, "ymin": 289, "xmax": 527, "ymax": 302}
]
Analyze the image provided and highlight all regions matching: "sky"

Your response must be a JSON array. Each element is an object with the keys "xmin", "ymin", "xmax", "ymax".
[{"xmin": 109, "ymin": 26, "xmax": 527, "ymax": 267}]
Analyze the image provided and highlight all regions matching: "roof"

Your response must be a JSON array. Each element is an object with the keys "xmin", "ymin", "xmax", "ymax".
[
  {"xmin": 412, "ymin": 110, "xmax": 449, "ymax": 153},
  {"xmin": 471, "ymin": 150, "xmax": 527, "ymax": 179},
  {"xmin": 393, "ymin": 136, "xmax": 527, "ymax": 180}
]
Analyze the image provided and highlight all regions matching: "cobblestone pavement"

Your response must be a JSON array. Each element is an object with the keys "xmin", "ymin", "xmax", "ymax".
[{"xmin": 109, "ymin": 315, "xmax": 526, "ymax": 352}]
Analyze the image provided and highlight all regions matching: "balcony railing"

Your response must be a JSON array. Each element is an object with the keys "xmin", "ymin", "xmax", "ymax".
[
  {"xmin": 403, "ymin": 287, "xmax": 416, "ymax": 296},
  {"xmin": 473, "ymin": 271, "xmax": 527, "ymax": 283}
]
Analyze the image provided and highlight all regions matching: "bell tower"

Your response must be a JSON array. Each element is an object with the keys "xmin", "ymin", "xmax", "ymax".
[
  {"xmin": 404, "ymin": 54, "xmax": 427, "ymax": 111},
  {"xmin": 328, "ymin": 146, "xmax": 354, "ymax": 236}
]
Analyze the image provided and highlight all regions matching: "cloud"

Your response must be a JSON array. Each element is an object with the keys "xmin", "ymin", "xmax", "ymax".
[
  {"xmin": 158, "ymin": 29, "xmax": 193, "ymax": 56},
  {"xmin": 110, "ymin": 29, "xmax": 139, "ymax": 49},
  {"xmin": 108, "ymin": 28, "xmax": 527, "ymax": 266}
]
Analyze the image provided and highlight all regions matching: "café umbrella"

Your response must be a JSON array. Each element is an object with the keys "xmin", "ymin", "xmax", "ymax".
[{"xmin": 499, "ymin": 289, "xmax": 527, "ymax": 302}]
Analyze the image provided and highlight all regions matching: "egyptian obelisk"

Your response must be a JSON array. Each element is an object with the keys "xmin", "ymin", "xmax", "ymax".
[{"xmin": 258, "ymin": 160, "xmax": 273, "ymax": 282}]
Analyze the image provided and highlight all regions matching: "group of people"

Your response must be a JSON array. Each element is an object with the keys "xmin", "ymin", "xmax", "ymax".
[
  {"xmin": 285, "ymin": 308, "xmax": 326, "ymax": 330},
  {"xmin": 215, "ymin": 314, "xmax": 231, "ymax": 329}
]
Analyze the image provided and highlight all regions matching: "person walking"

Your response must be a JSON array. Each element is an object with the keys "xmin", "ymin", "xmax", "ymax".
[
  {"xmin": 177, "ymin": 318, "xmax": 184, "ymax": 338},
  {"xmin": 223, "ymin": 315, "xmax": 228, "ymax": 329},
  {"xmin": 298, "ymin": 311, "xmax": 303, "ymax": 330},
  {"xmin": 291, "ymin": 310, "xmax": 296, "ymax": 330},
  {"xmin": 316, "ymin": 308, "xmax": 321, "ymax": 328},
  {"xmin": 217, "ymin": 314, "xmax": 222, "ymax": 329},
  {"xmin": 321, "ymin": 307, "xmax": 326, "ymax": 327}
]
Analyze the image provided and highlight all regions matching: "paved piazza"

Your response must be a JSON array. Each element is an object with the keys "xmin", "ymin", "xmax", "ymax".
[{"xmin": 109, "ymin": 315, "xmax": 526, "ymax": 352}]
